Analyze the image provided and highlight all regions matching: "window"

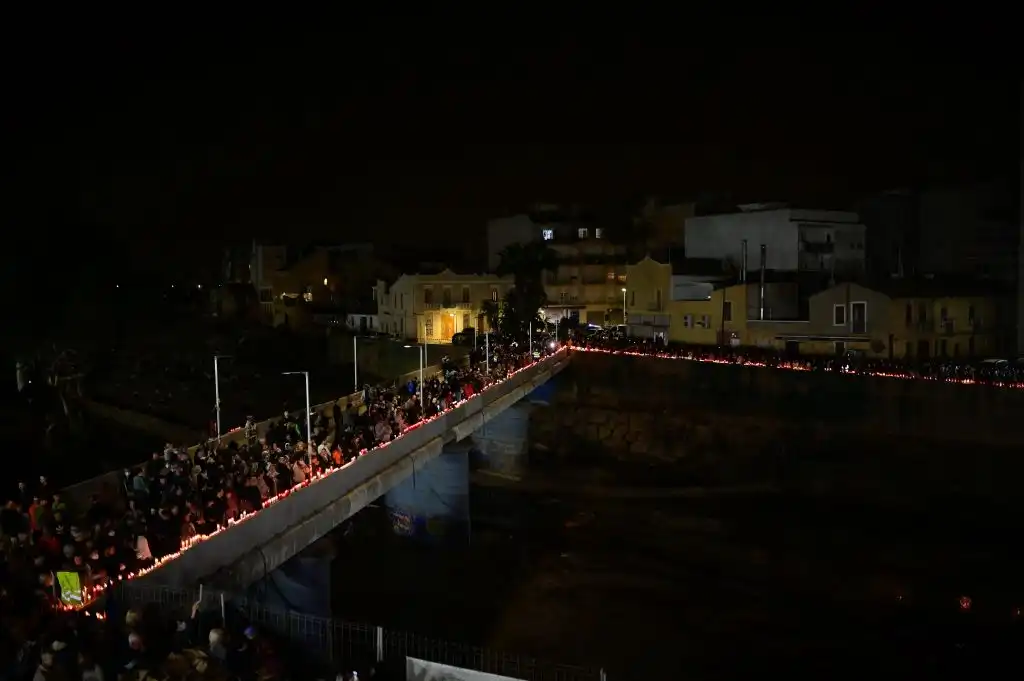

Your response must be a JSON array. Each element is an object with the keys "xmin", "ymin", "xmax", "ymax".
[
  {"xmin": 490, "ymin": 288, "xmax": 498, "ymax": 302},
  {"xmin": 969, "ymin": 336, "xmax": 975, "ymax": 355},
  {"xmin": 424, "ymin": 288, "xmax": 433, "ymax": 305},
  {"xmin": 905, "ymin": 303, "xmax": 912, "ymax": 325},
  {"xmin": 968, "ymin": 305, "xmax": 976, "ymax": 324},
  {"xmin": 559, "ymin": 291, "xmax": 566, "ymax": 303},
  {"xmin": 606, "ymin": 271, "xmax": 615, "ymax": 281},
  {"xmin": 655, "ymin": 289, "xmax": 662, "ymax": 310},
  {"xmin": 442, "ymin": 288, "xmax": 452, "ymax": 307},
  {"xmin": 462, "ymin": 313, "xmax": 470, "ymax": 329},
  {"xmin": 616, "ymin": 273, "xmax": 626, "ymax": 283},
  {"xmin": 577, "ymin": 228, "xmax": 589, "ymax": 239},
  {"xmin": 939, "ymin": 339, "xmax": 948, "ymax": 356},
  {"xmin": 833, "ymin": 304, "xmax": 846, "ymax": 326},
  {"xmin": 700, "ymin": 314, "xmax": 710, "ymax": 328},
  {"xmin": 953, "ymin": 343, "xmax": 960, "ymax": 357},
  {"xmin": 542, "ymin": 229, "xmax": 554, "ymax": 241},
  {"xmin": 630, "ymin": 291, "xmax": 635, "ymax": 306},
  {"xmin": 940, "ymin": 306, "xmax": 948, "ymax": 322},
  {"xmin": 461, "ymin": 286, "xmax": 470, "ymax": 304},
  {"xmin": 905, "ymin": 341, "xmax": 913, "ymax": 357},
  {"xmin": 595, "ymin": 228, "xmax": 604, "ymax": 239},
  {"xmin": 834, "ymin": 341, "xmax": 845, "ymax": 355},
  {"xmin": 424, "ymin": 317, "xmax": 433, "ymax": 338},
  {"xmin": 683, "ymin": 314, "xmax": 693, "ymax": 328},
  {"xmin": 723, "ymin": 301, "xmax": 733, "ymax": 322}
]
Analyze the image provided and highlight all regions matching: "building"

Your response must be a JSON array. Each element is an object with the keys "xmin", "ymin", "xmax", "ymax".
[
  {"xmin": 344, "ymin": 309, "xmax": 380, "ymax": 333},
  {"xmin": 625, "ymin": 254, "xmax": 798, "ymax": 345},
  {"xmin": 376, "ymin": 270, "xmax": 513, "ymax": 344},
  {"xmin": 486, "ymin": 204, "xmax": 600, "ymax": 271},
  {"xmin": 685, "ymin": 205, "xmax": 867, "ymax": 278},
  {"xmin": 633, "ymin": 198, "xmax": 695, "ymax": 253},
  {"xmin": 259, "ymin": 243, "xmax": 391, "ymax": 329},
  {"xmin": 745, "ymin": 279, "xmax": 1003, "ymax": 359}
]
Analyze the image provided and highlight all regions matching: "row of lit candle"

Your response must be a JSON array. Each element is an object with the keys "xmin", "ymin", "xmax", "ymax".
[
  {"xmin": 58, "ymin": 349, "xmax": 565, "ymax": 612},
  {"xmin": 573, "ymin": 346, "xmax": 1024, "ymax": 389}
]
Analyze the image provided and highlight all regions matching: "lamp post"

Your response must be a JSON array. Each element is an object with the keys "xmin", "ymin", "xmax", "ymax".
[
  {"xmin": 485, "ymin": 331, "xmax": 490, "ymax": 373},
  {"xmin": 213, "ymin": 354, "xmax": 232, "ymax": 441},
  {"xmin": 282, "ymin": 371, "xmax": 312, "ymax": 466},
  {"xmin": 621, "ymin": 287, "xmax": 627, "ymax": 328},
  {"xmin": 352, "ymin": 336, "xmax": 358, "ymax": 392},
  {"xmin": 403, "ymin": 345, "xmax": 425, "ymax": 405}
]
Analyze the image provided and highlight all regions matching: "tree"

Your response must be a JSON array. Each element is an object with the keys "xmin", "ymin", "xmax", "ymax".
[{"xmin": 493, "ymin": 241, "xmax": 559, "ymax": 342}]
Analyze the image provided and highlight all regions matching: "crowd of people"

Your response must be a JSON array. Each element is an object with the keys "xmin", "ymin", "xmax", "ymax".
[
  {"xmin": 576, "ymin": 335, "xmax": 1024, "ymax": 387},
  {"xmin": 1, "ymin": 338, "xmax": 545, "ymax": 680}
]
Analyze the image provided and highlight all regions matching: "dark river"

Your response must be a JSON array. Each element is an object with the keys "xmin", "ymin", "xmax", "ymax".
[{"xmin": 330, "ymin": 407, "xmax": 1024, "ymax": 680}]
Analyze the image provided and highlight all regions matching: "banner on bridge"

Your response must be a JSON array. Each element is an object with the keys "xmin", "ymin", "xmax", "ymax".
[{"xmin": 405, "ymin": 657, "xmax": 525, "ymax": 681}]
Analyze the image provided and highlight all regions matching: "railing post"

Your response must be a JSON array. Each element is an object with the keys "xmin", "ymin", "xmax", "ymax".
[{"xmin": 375, "ymin": 625, "xmax": 384, "ymax": 662}]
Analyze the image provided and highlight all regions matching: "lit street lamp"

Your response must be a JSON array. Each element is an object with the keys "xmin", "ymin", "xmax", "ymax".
[
  {"xmin": 403, "ymin": 345, "xmax": 425, "ymax": 405},
  {"xmin": 282, "ymin": 371, "xmax": 312, "ymax": 466},
  {"xmin": 621, "ymin": 287, "xmax": 627, "ymax": 327}
]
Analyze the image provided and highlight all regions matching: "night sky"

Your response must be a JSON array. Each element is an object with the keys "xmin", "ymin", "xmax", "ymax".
[{"xmin": 7, "ymin": 18, "xmax": 1015, "ymax": 284}]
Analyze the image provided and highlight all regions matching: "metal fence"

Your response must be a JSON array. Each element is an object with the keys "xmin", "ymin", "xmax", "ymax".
[{"xmin": 117, "ymin": 582, "xmax": 605, "ymax": 681}]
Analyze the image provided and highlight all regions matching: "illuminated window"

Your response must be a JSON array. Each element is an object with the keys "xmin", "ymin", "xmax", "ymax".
[
  {"xmin": 595, "ymin": 228, "xmax": 604, "ymax": 239},
  {"xmin": 606, "ymin": 271, "xmax": 615, "ymax": 281},
  {"xmin": 490, "ymin": 288, "xmax": 498, "ymax": 302},
  {"xmin": 542, "ymin": 229, "xmax": 554, "ymax": 240},
  {"xmin": 425, "ymin": 317, "xmax": 433, "ymax": 338},
  {"xmin": 577, "ymin": 228, "xmax": 589, "ymax": 239}
]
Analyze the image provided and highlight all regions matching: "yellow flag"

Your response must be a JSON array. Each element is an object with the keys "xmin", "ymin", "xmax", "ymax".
[{"xmin": 56, "ymin": 571, "xmax": 83, "ymax": 606}]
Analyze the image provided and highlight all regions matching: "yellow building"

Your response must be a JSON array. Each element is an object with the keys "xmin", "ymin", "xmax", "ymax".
[
  {"xmin": 668, "ymin": 284, "xmax": 753, "ymax": 346},
  {"xmin": 745, "ymin": 281, "xmax": 1002, "ymax": 358},
  {"xmin": 376, "ymin": 269, "xmax": 513, "ymax": 344},
  {"xmin": 626, "ymin": 255, "xmax": 761, "ymax": 345}
]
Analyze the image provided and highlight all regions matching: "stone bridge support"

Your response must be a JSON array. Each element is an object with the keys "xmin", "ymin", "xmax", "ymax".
[
  {"xmin": 383, "ymin": 440, "xmax": 472, "ymax": 542},
  {"xmin": 470, "ymin": 400, "xmax": 533, "ymax": 479}
]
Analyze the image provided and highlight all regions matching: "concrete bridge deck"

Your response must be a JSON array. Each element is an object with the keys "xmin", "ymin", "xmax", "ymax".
[{"xmin": 126, "ymin": 350, "xmax": 570, "ymax": 595}]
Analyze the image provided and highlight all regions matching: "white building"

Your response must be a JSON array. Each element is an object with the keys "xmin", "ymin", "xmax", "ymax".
[
  {"xmin": 376, "ymin": 270, "xmax": 513, "ymax": 344},
  {"xmin": 684, "ymin": 206, "xmax": 866, "ymax": 278}
]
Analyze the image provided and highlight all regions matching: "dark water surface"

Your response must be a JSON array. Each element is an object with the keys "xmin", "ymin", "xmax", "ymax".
[{"xmin": 330, "ymin": 429, "xmax": 1024, "ymax": 679}]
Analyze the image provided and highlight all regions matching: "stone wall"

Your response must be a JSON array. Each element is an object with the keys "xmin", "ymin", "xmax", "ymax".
[
  {"xmin": 528, "ymin": 350, "xmax": 1024, "ymax": 502},
  {"xmin": 558, "ymin": 351, "xmax": 1024, "ymax": 448}
]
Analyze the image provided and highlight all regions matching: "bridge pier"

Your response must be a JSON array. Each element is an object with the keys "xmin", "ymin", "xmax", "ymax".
[
  {"xmin": 245, "ymin": 536, "xmax": 336, "ymax": 617},
  {"xmin": 470, "ymin": 398, "xmax": 536, "ymax": 480},
  {"xmin": 383, "ymin": 440, "xmax": 471, "ymax": 543}
]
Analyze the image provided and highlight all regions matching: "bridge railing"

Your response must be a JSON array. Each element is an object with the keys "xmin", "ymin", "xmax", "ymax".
[{"xmin": 115, "ymin": 582, "xmax": 604, "ymax": 681}]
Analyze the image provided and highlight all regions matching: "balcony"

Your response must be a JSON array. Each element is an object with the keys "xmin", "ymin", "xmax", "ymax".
[{"xmin": 423, "ymin": 302, "xmax": 475, "ymax": 310}]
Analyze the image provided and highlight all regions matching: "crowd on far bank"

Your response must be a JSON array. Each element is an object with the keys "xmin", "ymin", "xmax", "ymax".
[
  {"xmin": 574, "ymin": 335, "xmax": 1024, "ymax": 387},
  {"xmin": 1, "ymin": 338, "xmax": 547, "ymax": 680}
]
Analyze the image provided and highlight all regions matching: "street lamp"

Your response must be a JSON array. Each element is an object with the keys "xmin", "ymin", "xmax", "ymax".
[
  {"xmin": 352, "ymin": 336, "xmax": 358, "ymax": 392},
  {"xmin": 403, "ymin": 345, "xmax": 425, "ymax": 405},
  {"xmin": 621, "ymin": 287, "xmax": 627, "ymax": 327},
  {"xmin": 213, "ymin": 355, "xmax": 232, "ymax": 441},
  {"xmin": 282, "ymin": 371, "xmax": 312, "ymax": 466}
]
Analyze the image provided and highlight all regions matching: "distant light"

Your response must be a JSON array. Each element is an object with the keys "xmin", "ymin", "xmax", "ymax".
[
  {"xmin": 115, "ymin": 284, "xmax": 119, "ymax": 289},
  {"xmin": 323, "ymin": 278, "xmax": 329, "ymax": 286},
  {"xmin": 171, "ymin": 284, "xmax": 175, "ymax": 289},
  {"xmin": 197, "ymin": 284, "xmax": 202, "ymax": 289}
]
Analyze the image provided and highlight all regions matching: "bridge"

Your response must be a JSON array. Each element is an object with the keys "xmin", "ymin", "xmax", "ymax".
[{"xmin": 123, "ymin": 350, "xmax": 570, "ymax": 597}]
